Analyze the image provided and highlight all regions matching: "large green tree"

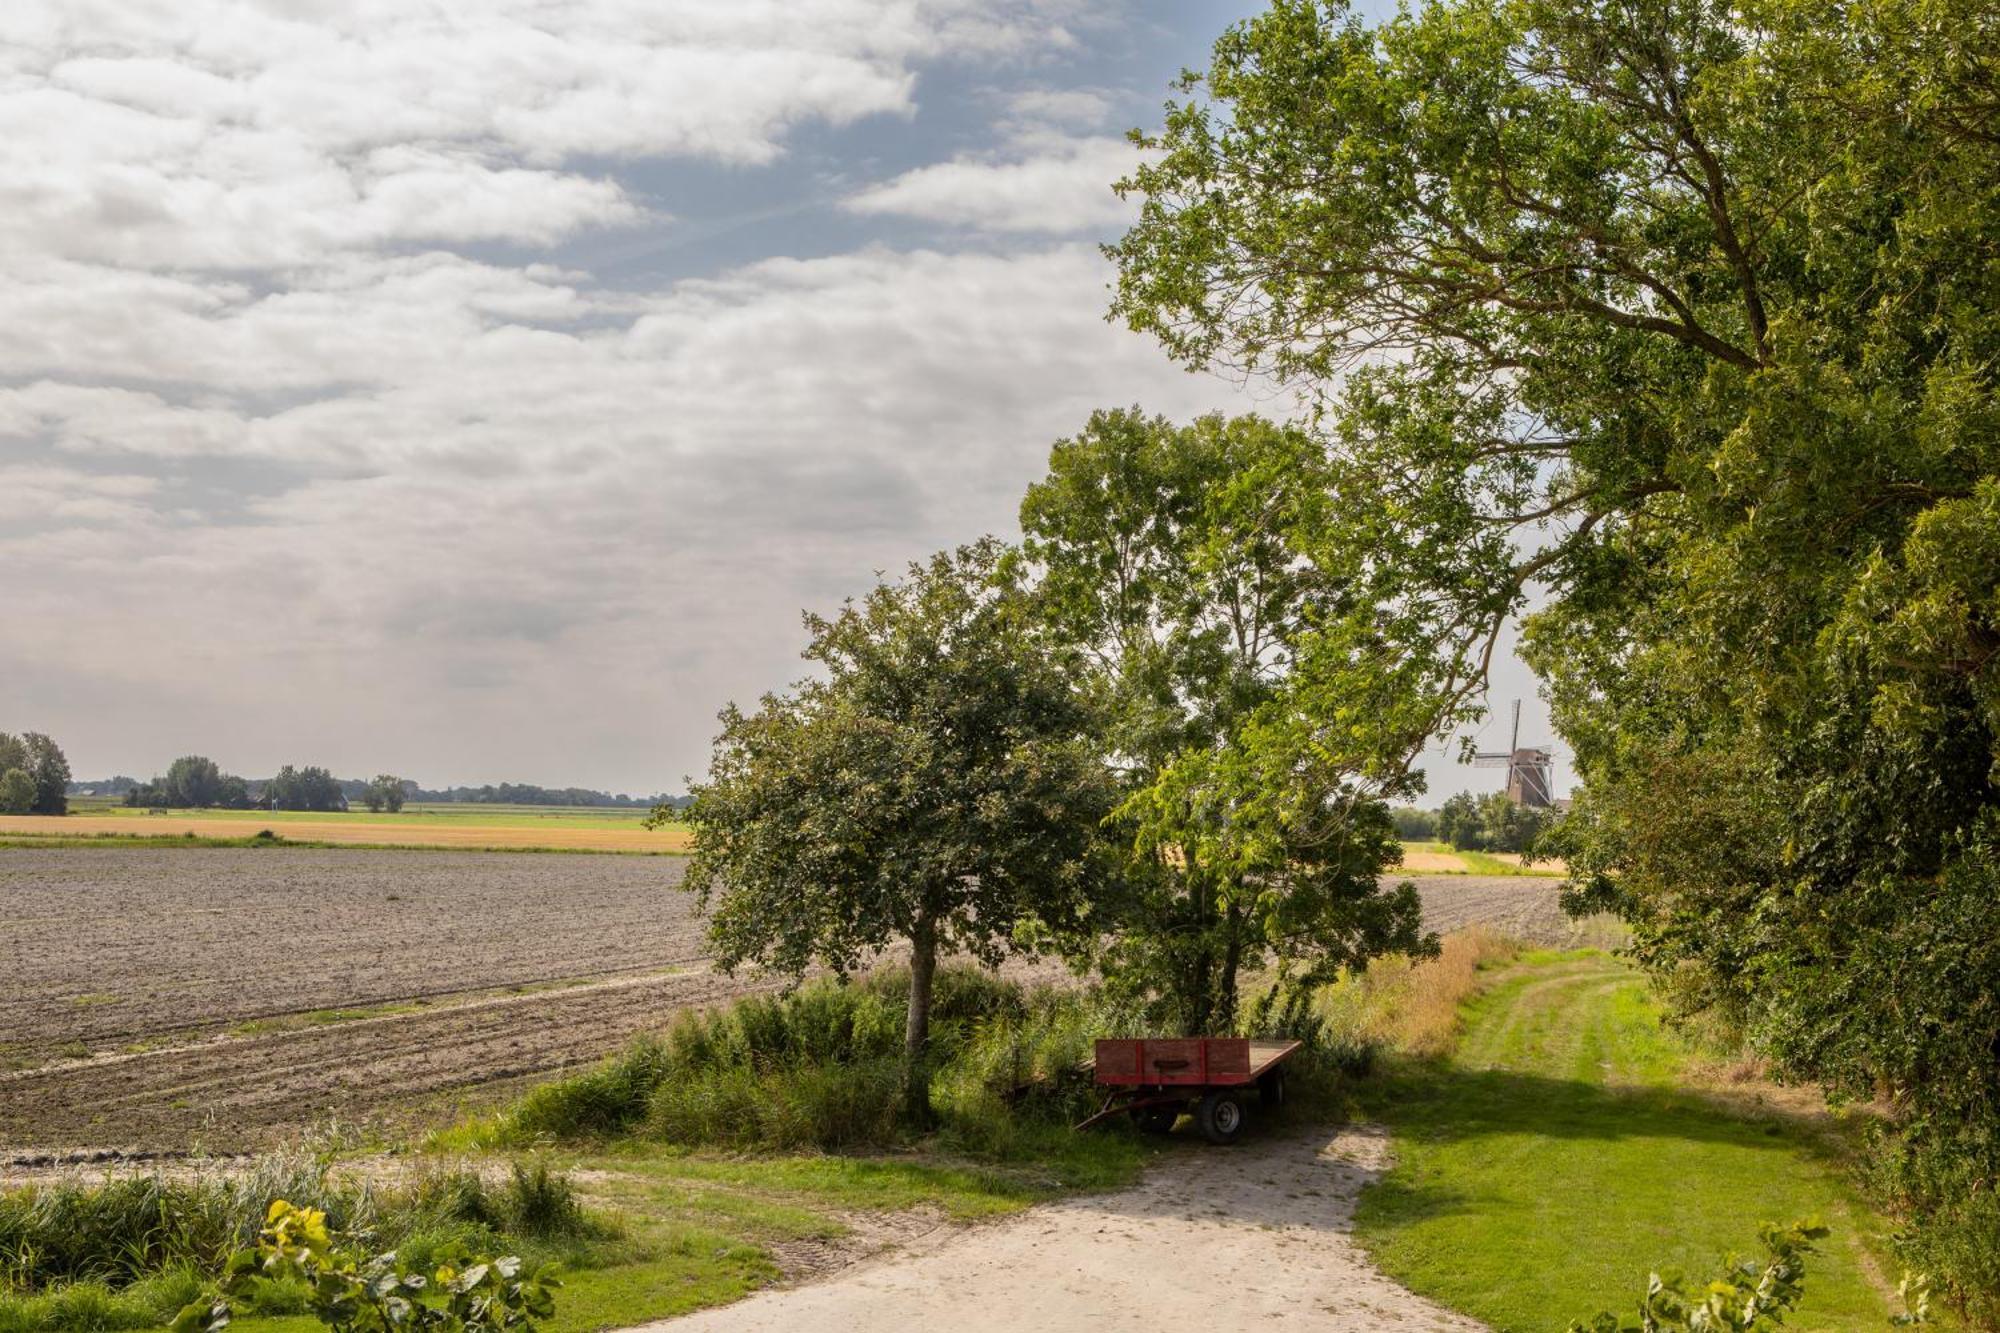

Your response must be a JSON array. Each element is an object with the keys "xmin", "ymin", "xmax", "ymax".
[
  {"xmin": 19, "ymin": 733, "xmax": 69, "ymax": 815},
  {"xmin": 364, "ymin": 775, "xmax": 408, "ymax": 813},
  {"xmin": 163, "ymin": 755, "xmax": 224, "ymax": 808},
  {"xmin": 1019, "ymin": 408, "xmax": 1431, "ymax": 1034},
  {"xmin": 265, "ymin": 765, "xmax": 344, "ymax": 812},
  {"xmin": 1110, "ymin": 0, "xmax": 1999, "ymax": 1305},
  {"xmin": 675, "ymin": 539, "xmax": 1116, "ymax": 1112}
]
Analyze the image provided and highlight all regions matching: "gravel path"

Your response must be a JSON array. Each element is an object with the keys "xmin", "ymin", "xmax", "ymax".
[{"xmin": 651, "ymin": 1124, "xmax": 1485, "ymax": 1332}]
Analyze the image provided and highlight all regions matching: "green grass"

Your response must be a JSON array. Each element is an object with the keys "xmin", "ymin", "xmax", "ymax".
[
  {"xmin": 1397, "ymin": 841, "xmax": 1556, "ymax": 876},
  {"xmin": 1353, "ymin": 951, "xmax": 1901, "ymax": 1332}
]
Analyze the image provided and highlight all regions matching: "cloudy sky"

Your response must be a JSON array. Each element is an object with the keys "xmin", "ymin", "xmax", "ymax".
[{"xmin": 2, "ymin": 0, "xmax": 1560, "ymax": 800}]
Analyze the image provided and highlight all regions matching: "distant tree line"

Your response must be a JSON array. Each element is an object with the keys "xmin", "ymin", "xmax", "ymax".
[
  {"xmin": 0, "ymin": 730, "xmax": 70, "ymax": 815},
  {"xmin": 1389, "ymin": 798, "xmax": 1553, "ymax": 854},
  {"xmin": 91, "ymin": 762, "xmax": 679, "ymax": 812},
  {"xmin": 408, "ymin": 783, "xmax": 675, "ymax": 808},
  {"xmin": 122, "ymin": 758, "xmax": 352, "ymax": 812}
]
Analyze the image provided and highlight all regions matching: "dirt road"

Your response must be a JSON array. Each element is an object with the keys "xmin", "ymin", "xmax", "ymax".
[{"xmin": 653, "ymin": 1124, "xmax": 1484, "ymax": 1332}]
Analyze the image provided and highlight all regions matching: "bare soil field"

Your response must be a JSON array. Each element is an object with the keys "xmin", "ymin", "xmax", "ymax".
[{"xmin": 1, "ymin": 848, "xmax": 1574, "ymax": 1159}]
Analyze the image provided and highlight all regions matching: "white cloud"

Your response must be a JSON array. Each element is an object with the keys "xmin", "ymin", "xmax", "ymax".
[
  {"xmin": 0, "ymin": 243, "xmax": 1250, "ymax": 787},
  {"xmin": 1005, "ymin": 86, "xmax": 1114, "ymax": 128},
  {"xmin": 842, "ymin": 132, "xmax": 1144, "ymax": 233},
  {"xmin": 0, "ymin": 0, "xmax": 1258, "ymax": 791},
  {"xmin": 0, "ymin": 0, "xmax": 1089, "ymax": 271}
]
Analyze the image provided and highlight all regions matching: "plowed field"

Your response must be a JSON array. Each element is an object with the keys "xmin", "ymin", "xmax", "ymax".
[{"xmin": 1, "ymin": 848, "xmax": 1572, "ymax": 1158}]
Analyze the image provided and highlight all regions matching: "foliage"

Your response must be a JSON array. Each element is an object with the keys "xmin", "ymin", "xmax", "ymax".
[
  {"xmin": 0, "ymin": 769, "xmax": 33, "ymax": 816},
  {"xmin": 1110, "ymin": 0, "xmax": 1999, "ymax": 1306},
  {"xmin": 173, "ymin": 1201, "xmax": 559, "ymax": 1333},
  {"xmin": 677, "ymin": 538, "xmax": 1116, "ymax": 1111},
  {"xmin": 363, "ymin": 776, "xmax": 408, "ymax": 814},
  {"xmin": 1437, "ymin": 793, "xmax": 1550, "ymax": 853},
  {"xmin": 1566, "ymin": 1221, "xmax": 1831, "ymax": 1333},
  {"xmin": 264, "ymin": 766, "xmax": 346, "ymax": 812},
  {"xmin": 497, "ymin": 964, "xmax": 1042, "ymax": 1151},
  {"xmin": 122, "ymin": 758, "xmax": 258, "ymax": 810},
  {"xmin": 1018, "ymin": 408, "xmax": 1433, "ymax": 1034},
  {"xmin": 1389, "ymin": 807, "xmax": 1437, "ymax": 841},
  {"xmin": 0, "ymin": 734, "xmax": 70, "ymax": 815}
]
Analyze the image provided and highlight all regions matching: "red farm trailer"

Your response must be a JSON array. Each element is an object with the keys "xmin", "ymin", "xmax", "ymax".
[{"xmin": 1076, "ymin": 1037, "xmax": 1301, "ymax": 1144}]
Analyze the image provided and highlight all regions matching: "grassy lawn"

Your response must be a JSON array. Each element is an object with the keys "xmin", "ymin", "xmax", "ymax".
[{"xmin": 1353, "ymin": 951, "xmax": 1901, "ymax": 1332}]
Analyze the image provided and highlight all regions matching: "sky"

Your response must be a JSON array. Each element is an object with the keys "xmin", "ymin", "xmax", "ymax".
[{"xmin": 1, "ymin": 0, "xmax": 1563, "ymax": 802}]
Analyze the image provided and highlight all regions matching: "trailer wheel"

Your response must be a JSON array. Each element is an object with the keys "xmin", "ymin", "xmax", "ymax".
[
  {"xmin": 1134, "ymin": 1105, "xmax": 1179, "ymax": 1135},
  {"xmin": 1258, "ymin": 1068, "xmax": 1286, "ymax": 1108},
  {"xmin": 1197, "ymin": 1090, "xmax": 1246, "ymax": 1145}
]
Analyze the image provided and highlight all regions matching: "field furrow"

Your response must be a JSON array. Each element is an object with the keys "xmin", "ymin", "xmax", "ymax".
[{"xmin": 2, "ymin": 847, "xmax": 1582, "ymax": 1158}]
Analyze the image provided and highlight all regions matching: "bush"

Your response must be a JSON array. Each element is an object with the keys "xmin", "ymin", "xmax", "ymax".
[
  {"xmin": 499, "ymin": 964, "xmax": 1031, "ymax": 1153},
  {"xmin": 175, "ymin": 1201, "xmax": 559, "ymax": 1333}
]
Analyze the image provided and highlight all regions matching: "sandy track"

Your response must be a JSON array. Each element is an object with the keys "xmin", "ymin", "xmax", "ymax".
[{"xmin": 654, "ymin": 1124, "xmax": 1483, "ymax": 1333}]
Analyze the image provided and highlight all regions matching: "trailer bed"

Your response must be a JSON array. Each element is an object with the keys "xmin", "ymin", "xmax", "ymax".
[
  {"xmin": 1077, "ymin": 1036, "xmax": 1303, "ymax": 1142},
  {"xmin": 1090, "ymin": 1037, "xmax": 1300, "ymax": 1088}
]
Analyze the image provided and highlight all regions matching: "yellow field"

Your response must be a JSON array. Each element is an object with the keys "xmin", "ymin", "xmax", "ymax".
[
  {"xmin": 1397, "ymin": 847, "xmax": 1473, "ymax": 872},
  {"xmin": 0, "ymin": 813, "xmax": 692, "ymax": 853}
]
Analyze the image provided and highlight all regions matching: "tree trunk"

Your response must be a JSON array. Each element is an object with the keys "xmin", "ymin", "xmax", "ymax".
[
  {"xmin": 902, "ymin": 913, "xmax": 938, "ymax": 1124},
  {"xmin": 1216, "ymin": 900, "xmax": 1246, "ymax": 1036}
]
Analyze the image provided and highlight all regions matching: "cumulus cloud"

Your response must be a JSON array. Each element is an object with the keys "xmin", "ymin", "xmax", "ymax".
[
  {"xmin": 0, "ymin": 0, "xmax": 1264, "ymax": 790},
  {"xmin": 0, "ymin": 0, "xmax": 1087, "ymax": 270},
  {"xmin": 842, "ymin": 132, "xmax": 1144, "ymax": 234}
]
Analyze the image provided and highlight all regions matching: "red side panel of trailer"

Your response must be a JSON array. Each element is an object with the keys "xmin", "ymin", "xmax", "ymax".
[{"xmin": 1091, "ymin": 1037, "xmax": 1292, "ymax": 1088}]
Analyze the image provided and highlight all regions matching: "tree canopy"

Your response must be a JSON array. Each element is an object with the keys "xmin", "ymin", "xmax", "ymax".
[
  {"xmin": 0, "ymin": 732, "xmax": 70, "ymax": 815},
  {"xmin": 1111, "ymin": 0, "xmax": 1999, "ymax": 1307},
  {"xmin": 1019, "ymin": 408, "xmax": 1432, "ymax": 1033},
  {"xmin": 264, "ymin": 765, "xmax": 346, "ymax": 812},
  {"xmin": 677, "ymin": 539, "xmax": 1117, "ymax": 1109}
]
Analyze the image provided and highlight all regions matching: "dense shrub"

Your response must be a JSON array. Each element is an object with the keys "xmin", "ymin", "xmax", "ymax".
[{"xmin": 499, "ymin": 964, "xmax": 1032, "ymax": 1152}]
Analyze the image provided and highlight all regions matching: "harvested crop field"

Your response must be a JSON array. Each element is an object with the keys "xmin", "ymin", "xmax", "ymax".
[
  {"xmin": 0, "ymin": 813, "xmax": 690, "ymax": 852},
  {"xmin": 0, "ymin": 848, "xmax": 1579, "ymax": 1160}
]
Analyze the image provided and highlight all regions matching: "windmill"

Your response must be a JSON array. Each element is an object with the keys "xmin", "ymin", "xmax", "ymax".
[{"xmin": 1473, "ymin": 700, "xmax": 1555, "ymax": 808}]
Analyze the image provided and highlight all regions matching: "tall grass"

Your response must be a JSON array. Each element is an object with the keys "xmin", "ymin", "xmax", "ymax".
[
  {"xmin": 0, "ymin": 1153, "xmax": 607, "ymax": 1333},
  {"xmin": 496, "ymin": 964, "xmax": 1053, "ymax": 1154},
  {"xmin": 1351, "ymin": 926, "xmax": 1522, "ymax": 1057}
]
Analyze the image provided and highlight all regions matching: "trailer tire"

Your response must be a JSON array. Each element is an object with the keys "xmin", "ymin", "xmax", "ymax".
[
  {"xmin": 1135, "ymin": 1105, "xmax": 1179, "ymax": 1135},
  {"xmin": 1258, "ymin": 1068, "xmax": 1286, "ymax": 1108},
  {"xmin": 1197, "ymin": 1090, "xmax": 1246, "ymax": 1145}
]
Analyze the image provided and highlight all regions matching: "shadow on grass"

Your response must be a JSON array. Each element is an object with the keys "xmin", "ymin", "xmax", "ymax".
[
  {"xmin": 1354, "ymin": 1058, "xmax": 1838, "ymax": 1228},
  {"xmin": 1375, "ymin": 1059, "xmax": 1809, "ymax": 1147}
]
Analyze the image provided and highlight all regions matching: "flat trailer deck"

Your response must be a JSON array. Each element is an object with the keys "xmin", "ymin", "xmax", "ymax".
[{"xmin": 1077, "ymin": 1037, "xmax": 1302, "ymax": 1144}]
